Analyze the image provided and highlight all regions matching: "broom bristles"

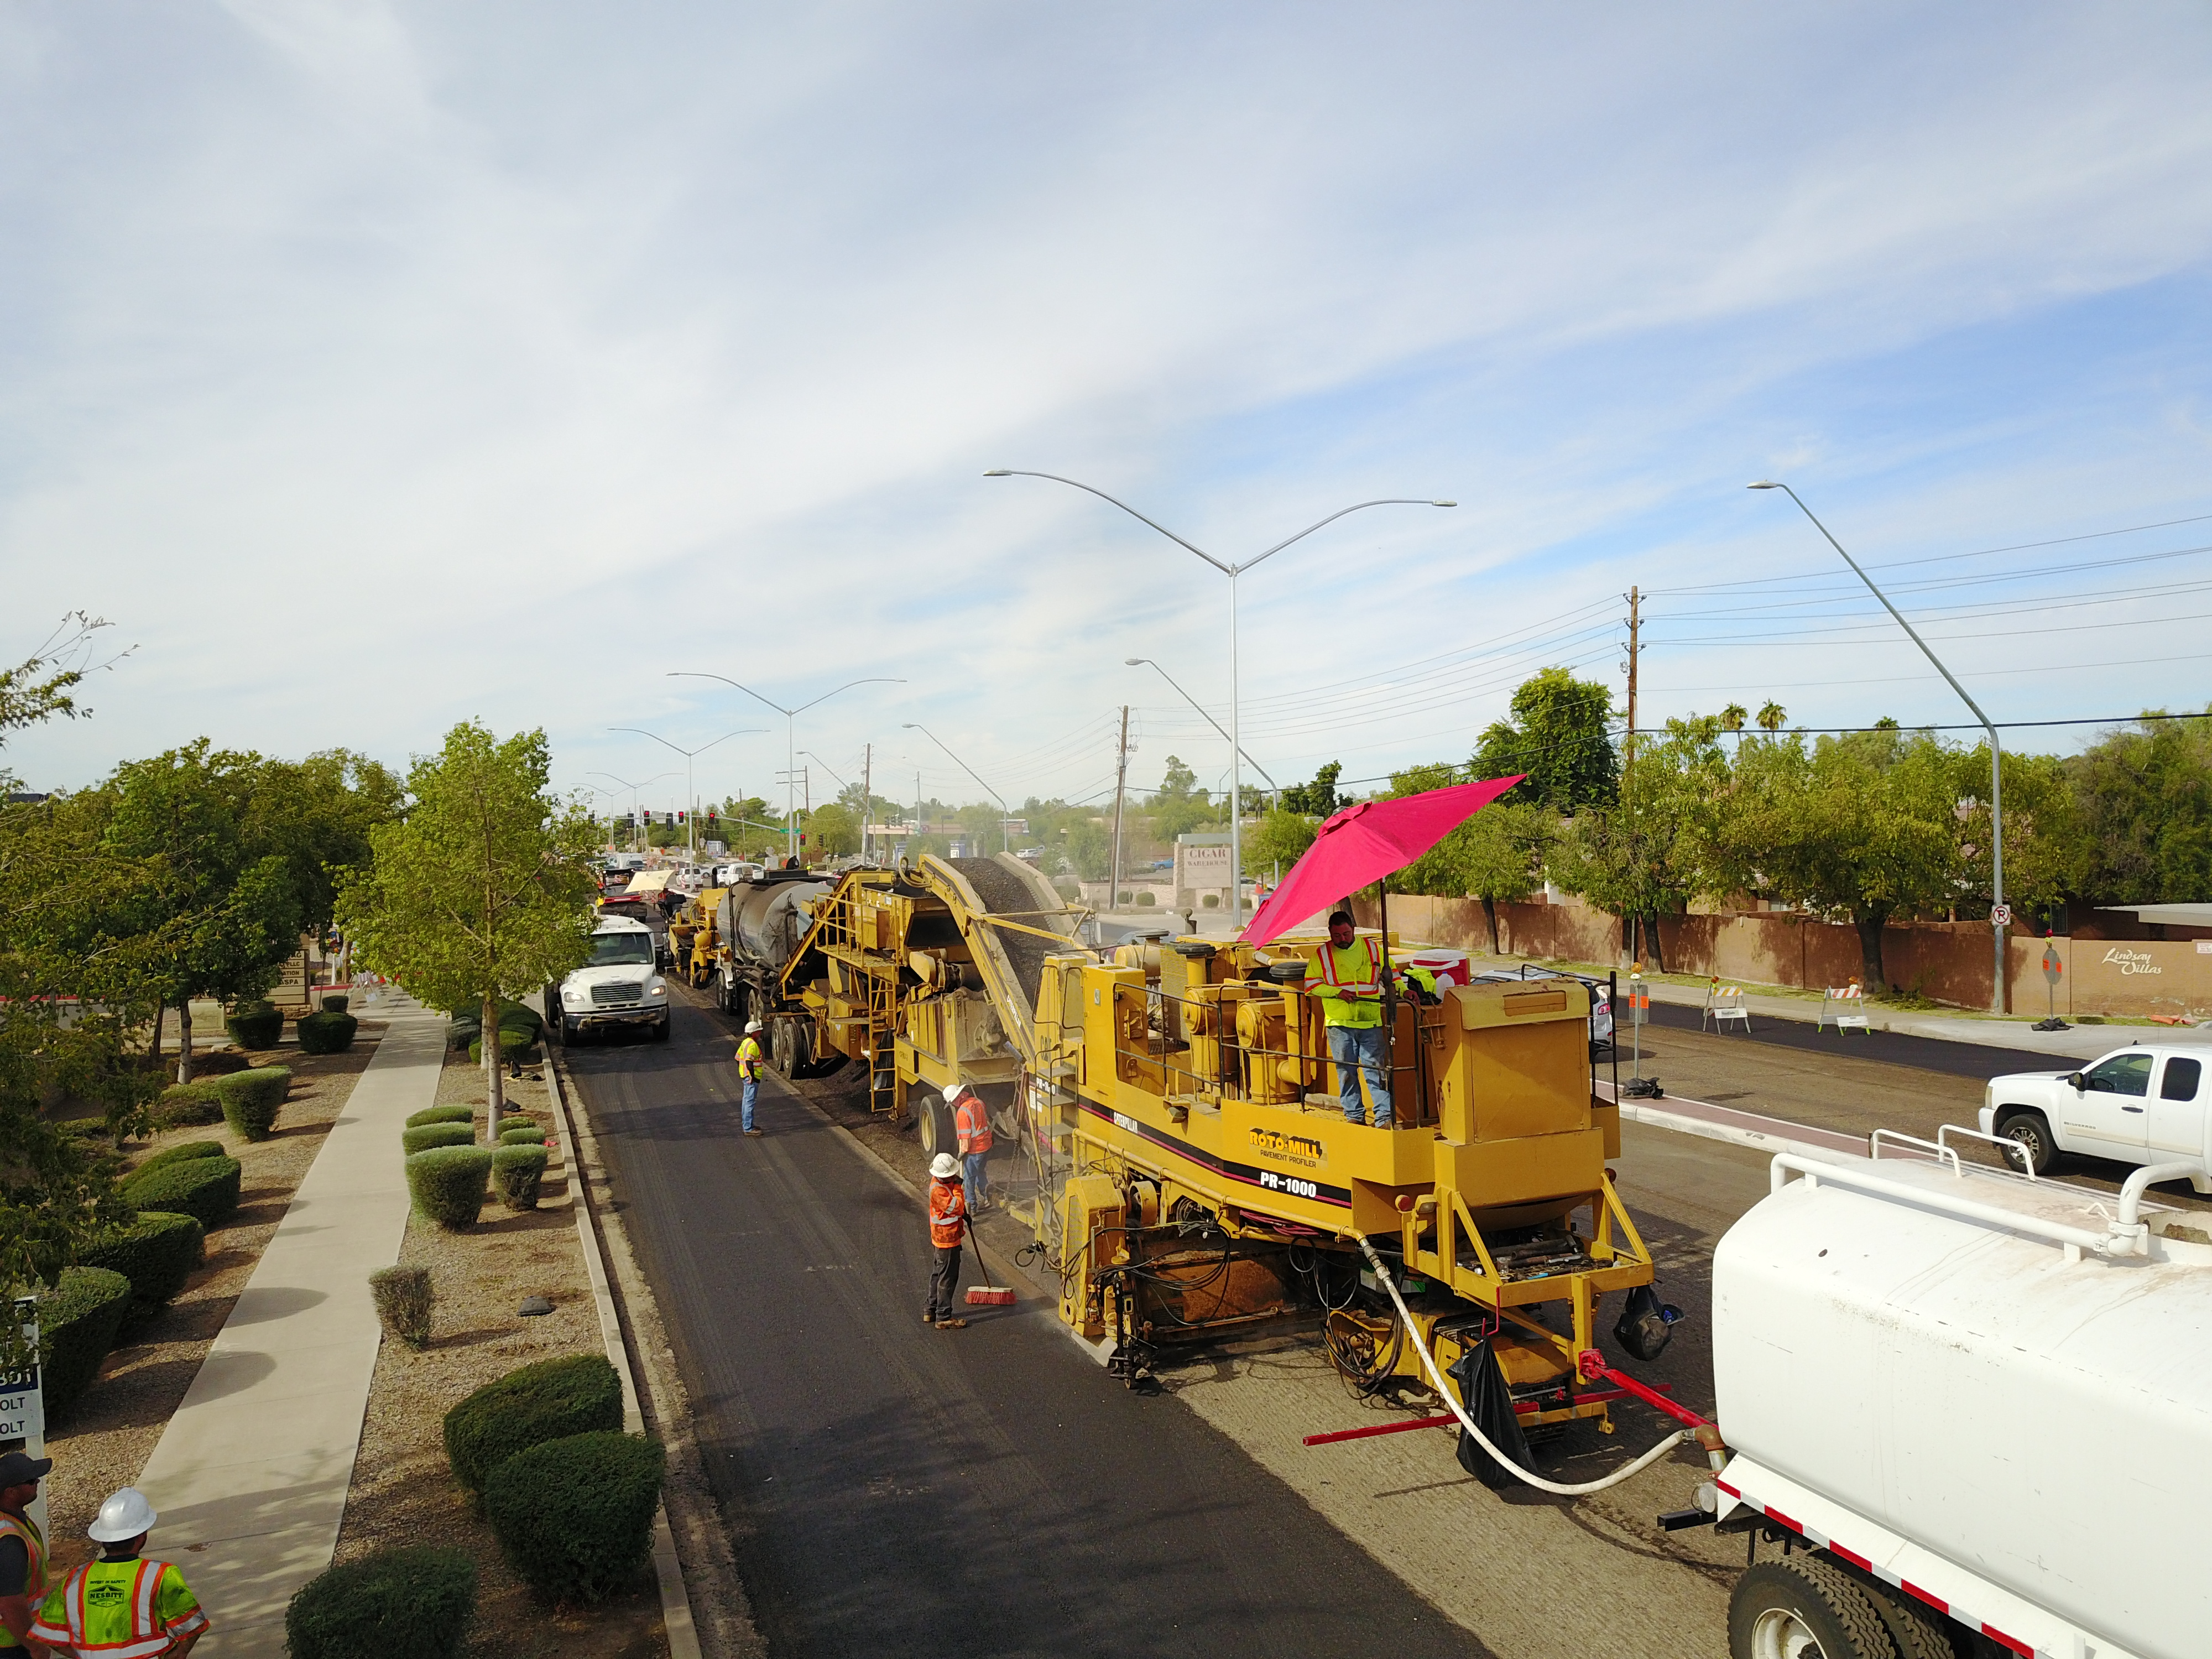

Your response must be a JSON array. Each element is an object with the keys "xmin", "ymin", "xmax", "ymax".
[{"xmin": 965, "ymin": 1285, "xmax": 1015, "ymax": 1306}]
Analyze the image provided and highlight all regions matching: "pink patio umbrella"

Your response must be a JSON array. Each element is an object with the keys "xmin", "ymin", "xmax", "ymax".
[{"xmin": 1239, "ymin": 775, "xmax": 1526, "ymax": 948}]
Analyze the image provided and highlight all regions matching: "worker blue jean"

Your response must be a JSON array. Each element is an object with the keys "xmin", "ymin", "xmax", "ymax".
[
  {"xmin": 1328, "ymin": 1025, "xmax": 1392, "ymax": 1128},
  {"xmin": 741, "ymin": 1076, "xmax": 759, "ymax": 1132},
  {"xmin": 963, "ymin": 1150, "xmax": 989, "ymax": 1208}
]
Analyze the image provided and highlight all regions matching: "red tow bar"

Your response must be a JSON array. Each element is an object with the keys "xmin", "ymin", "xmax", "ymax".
[{"xmin": 1576, "ymin": 1348, "xmax": 1715, "ymax": 1431}]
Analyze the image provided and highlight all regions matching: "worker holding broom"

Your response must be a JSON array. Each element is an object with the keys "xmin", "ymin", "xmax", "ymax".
[{"xmin": 925, "ymin": 1152, "xmax": 969, "ymax": 1329}]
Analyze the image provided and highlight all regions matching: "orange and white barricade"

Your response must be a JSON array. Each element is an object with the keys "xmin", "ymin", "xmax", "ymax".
[
  {"xmin": 1703, "ymin": 983, "xmax": 1751, "ymax": 1033},
  {"xmin": 1819, "ymin": 983, "xmax": 1870, "ymax": 1034}
]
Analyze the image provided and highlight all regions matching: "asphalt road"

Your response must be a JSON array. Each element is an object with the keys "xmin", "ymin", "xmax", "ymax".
[
  {"xmin": 1632, "ymin": 996, "xmax": 2067, "ymax": 1078},
  {"xmin": 564, "ymin": 1000, "xmax": 1485, "ymax": 1659}
]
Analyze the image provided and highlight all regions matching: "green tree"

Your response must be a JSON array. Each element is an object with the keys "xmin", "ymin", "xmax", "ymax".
[
  {"xmin": 1146, "ymin": 755, "xmax": 1220, "ymax": 842},
  {"xmin": 1245, "ymin": 808, "xmax": 1318, "ymax": 878},
  {"xmin": 805, "ymin": 802, "xmax": 860, "ymax": 858},
  {"xmin": 337, "ymin": 723, "xmax": 598, "ymax": 1130},
  {"xmin": 2058, "ymin": 708, "xmax": 2212, "ymax": 904},
  {"xmin": 1472, "ymin": 667, "xmax": 1619, "ymax": 813},
  {"xmin": 247, "ymin": 749, "xmax": 404, "ymax": 937},
  {"xmin": 1380, "ymin": 764, "xmax": 1552, "ymax": 953},
  {"xmin": 1065, "ymin": 818, "xmax": 1113, "ymax": 881},
  {"xmin": 1281, "ymin": 762, "xmax": 1342, "ymax": 818}
]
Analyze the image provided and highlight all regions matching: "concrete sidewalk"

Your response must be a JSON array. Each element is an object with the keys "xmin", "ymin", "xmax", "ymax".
[{"xmin": 135, "ymin": 996, "xmax": 445, "ymax": 1657}]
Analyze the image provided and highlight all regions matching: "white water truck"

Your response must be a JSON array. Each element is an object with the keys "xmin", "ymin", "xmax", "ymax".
[{"xmin": 1681, "ymin": 1128, "xmax": 2212, "ymax": 1659}]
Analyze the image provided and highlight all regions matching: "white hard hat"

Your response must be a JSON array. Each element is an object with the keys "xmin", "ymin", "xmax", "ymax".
[
  {"xmin": 744, "ymin": 1020, "xmax": 762, "ymax": 1034},
  {"xmin": 941, "ymin": 1082, "xmax": 965, "ymax": 1104},
  {"xmin": 88, "ymin": 1487, "xmax": 157, "ymax": 1543},
  {"xmin": 930, "ymin": 1152, "xmax": 961, "ymax": 1180}
]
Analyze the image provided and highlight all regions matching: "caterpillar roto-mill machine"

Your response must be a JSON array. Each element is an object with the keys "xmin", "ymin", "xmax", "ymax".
[{"xmin": 765, "ymin": 851, "xmax": 1670, "ymax": 1427}]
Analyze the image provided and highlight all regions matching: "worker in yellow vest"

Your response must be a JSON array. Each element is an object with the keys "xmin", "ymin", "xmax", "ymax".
[
  {"xmin": 734, "ymin": 1019, "xmax": 766, "ymax": 1138},
  {"xmin": 946, "ymin": 1083, "xmax": 994, "ymax": 1212},
  {"xmin": 30, "ymin": 1488, "xmax": 207, "ymax": 1659},
  {"xmin": 0, "ymin": 1452, "xmax": 51, "ymax": 1656},
  {"xmin": 1304, "ymin": 909, "xmax": 1395, "ymax": 1128}
]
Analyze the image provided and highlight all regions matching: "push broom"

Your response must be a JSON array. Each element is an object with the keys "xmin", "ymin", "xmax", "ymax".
[{"xmin": 964, "ymin": 1225, "xmax": 1017, "ymax": 1307}]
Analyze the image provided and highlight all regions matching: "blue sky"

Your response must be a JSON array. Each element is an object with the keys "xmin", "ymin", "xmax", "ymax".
[{"xmin": 5, "ymin": 2, "xmax": 2210, "ymax": 821}]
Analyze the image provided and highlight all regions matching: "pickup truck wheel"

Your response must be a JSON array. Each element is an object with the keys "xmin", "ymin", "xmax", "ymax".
[
  {"xmin": 1994, "ymin": 1109, "xmax": 2055, "ymax": 1175},
  {"xmin": 1728, "ymin": 1558, "xmax": 1895, "ymax": 1659}
]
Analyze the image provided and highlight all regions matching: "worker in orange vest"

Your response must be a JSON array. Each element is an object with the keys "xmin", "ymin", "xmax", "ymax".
[
  {"xmin": 946, "ymin": 1083, "xmax": 994, "ymax": 1212},
  {"xmin": 0, "ymin": 1452, "xmax": 51, "ymax": 1658},
  {"xmin": 924, "ymin": 1151, "xmax": 969, "ymax": 1329}
]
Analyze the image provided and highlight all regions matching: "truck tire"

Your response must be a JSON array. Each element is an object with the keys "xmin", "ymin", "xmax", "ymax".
[
  {"xmin": 1728, "ymin": 1558, "xmax": 1900, "ymax": 1659},
  {"xmin": 651, "ymin": 1014, "xmax": 671, "ymax": 1044},
  {"xmin": 1862, "ymin": 1578, "xmax": 1954, "ymax": 1659},
  {"xmin": 918, "ymin": 1097, "xmax": 953, "ymax": 1159},
  {"xmin": 770, "ymin": 1017, "xmax": 794, "ymax": 1074},
  {"xmin": 1994, "ymin": 1109, "xmax": 2056, "ymax": 1175},
  {"xmin": 788, "ymin": 1017, "xmax": 815, "ymax": 1078}
]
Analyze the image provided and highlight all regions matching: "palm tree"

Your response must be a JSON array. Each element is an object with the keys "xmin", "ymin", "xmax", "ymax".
[{"xmin": 1755, "ymin": 699, "xmax": 1787, "ymax": 733}]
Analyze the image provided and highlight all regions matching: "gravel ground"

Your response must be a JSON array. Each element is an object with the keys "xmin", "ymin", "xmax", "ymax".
[
  {"xmin": 331, "ymin": 1051, "xmax": 665, "ymax": 1659},
  {"xmin": 40, "ymin": 1027, "xmax": 392, "ymax": 1577}
]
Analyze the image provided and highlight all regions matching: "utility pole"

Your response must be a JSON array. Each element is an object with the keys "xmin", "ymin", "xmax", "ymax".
[
  {"xmin": 862, "ymin": 743, "xmax": 873, "ymax": 863},
  {"xmin": 1623, "ymin": 584, "xmax": 1640, "ymax": 788},
  {"xmin": 1108, "ymin": 705, "xmax": 1131, "ymax": 911},
  {"xmin": 1623, "ymin": 585, "xmax": 1641, "ymax": 968}
]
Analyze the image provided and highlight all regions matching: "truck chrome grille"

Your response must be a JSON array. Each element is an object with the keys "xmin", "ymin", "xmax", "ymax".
[{"xmin": 592, "ymin": 982, "xmax": 644, "ymax": 1005}]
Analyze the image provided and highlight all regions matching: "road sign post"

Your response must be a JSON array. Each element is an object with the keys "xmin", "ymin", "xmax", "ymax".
[{"xmin": 2036, "ymin": 941, "xmax": 2067, "ymax": 1032}]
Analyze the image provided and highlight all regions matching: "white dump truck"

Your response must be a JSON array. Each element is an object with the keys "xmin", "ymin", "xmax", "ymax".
[{"xmin": 1692, "ymin": 1132, "xmax": 2210, "ymax": 1659}]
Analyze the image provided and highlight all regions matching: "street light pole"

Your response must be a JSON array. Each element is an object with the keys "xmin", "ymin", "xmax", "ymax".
[
  {"xmin": 1749, "ymin": 481, "xmax": 2008, "ymax": 1013},
  {"xmin": 668, "ymin": 672, "xmax": 905, "ymax": 863},
  {"xmin": 988, "ymin": 470, "xmax": 1451, "ymax": 928},
  {"xmin": 609, "ymin": 727, "xmax": 764, "ymax": 857},
  {"xmin": 1125, "ymin": 656, "xmax": 1280, "ymax": 811},
  {"xmin": 902, "ymin": 723, "xmax": 1013, "ymax": 853},
  {"xmin": 587, "ymin": 770, "xmax": 679, "ymax": 854}
]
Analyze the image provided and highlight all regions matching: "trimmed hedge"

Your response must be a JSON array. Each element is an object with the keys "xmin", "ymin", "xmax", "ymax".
[
  {"xmin": 484, "ymin": 1432, "xmax": 664, "ymax": 1603},
  {"xmin": 322, "ymin": 994, "xmax": 351, "ymax": 1014},
  {"xmin": 450, "ymin": 1000, "xmax": 542, "ymax": 1053},
  {"xmin": 77, "ymin": 1211, "xmax": 204, "ymax": 1307},
  {"xmin": 155, "ymin": 1082, "xmax": 226, "ymax": 1128},
  {"xmin": 491, "ymin": 1145, "xmax": 548, "ymax": 1210},
  {"xmin": 369, "ymin": 1264, "xmax": 434, "ymax": 1348},
  {"xmin": 226, "ymin": 999, "xmax": 284, "ymax": 1050},
  {"xmin": 402, "ymin": 1123, "xmax": 476, "ymax": 1155},
  {"xmin": 297, "ymin": 1010, "xmax": 359, "ymax": 1055},
  {"xmin": 121, "ymin": 1156, "xmax": 242, "ymax": 1228},
  {"xmin": 405, "ymin": 1147, "xmax": 493, "ymax": 1231},
  {"xmin": 132, "ymin": 1140, "xmax": 226, "ymax": 1178},
  {"xmin": 442, "ymin": 1354, "xmax": 623, "ymax": 1496},
  {"xmin": 285, "ymin": 1542, "xmax": 476, "ymax": 1659},
  {"xmin": 217, "ymin": 1066, "xmax": 290, "ymax": 1141},
  {"xmin": 38, "ymin": 1266, "xmax": 133, "ymax": 1420},
  {"xmin": 405, "ymin": 1104, "xmax": 476, "ymax": 1130},
  {"xmin": 496, "ymin": 1125, "xmax": 545, "ymax": 1148},
  {"xmin": 467, "ymin": 1034, "xmax": 540, "ymax": 1068}
]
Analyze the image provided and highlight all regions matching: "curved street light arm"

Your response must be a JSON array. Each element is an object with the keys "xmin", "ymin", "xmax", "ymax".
[
  {"xmin": 1240, "ymin": 498, "xmax": 1454, "ymax": 573},
  {"xmin": 608, "ymin": 726, "xmax": 764, "ymax": 759},
  {"xmin": 985, "ymin": 469, "xmax": 1230, "ymax": 573},
  {"xmin": 667, "ymin": 670, "xmax": 791, "ymax": 719},
  {"xmin": 1125, "ymin": 658, "xmax": 1278, "ymax": 791},
  {"xmin": 792, "ymin": 676, "xmax": 906, "ymax": 716}
]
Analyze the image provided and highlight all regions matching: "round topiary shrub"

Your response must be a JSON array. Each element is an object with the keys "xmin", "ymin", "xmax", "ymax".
[
  {"xmin": 120, "ymin": 1156, "xmax": 242, "ymax": 1228},
  {"xmin": 405, "ymin": 1146, "xmax": 494, "ymax": 1232},
  {"xmin": 467, "ymin": 1032, "xmax": 540, "ymax": 1067},
  {"xmin": 484, "ymin": 1432, "xmax": 664, "ymax": 1603},
  {"xmin": 495, "ymin": 1123, "xmax": 544, "ymax": 1145},
  {"xmin": 1136, "ymin": 891, "xmax": 1156, "ymax": 907},
  {"xmin": 154, "ymin": 1082, "xmax": 226, "ymax": 1128},
  {"xmin": 321, "ymin": 994, "xmax": 351, "ymax": 1014},
  {"xmin": 405, "ymin": 1104, "xmax": 476, "ymax": 1130},
  {"xmin": 401, "ymin": 1123, "xmax": 476, "ymax": 1155},
  {"xmin": 442, "ymin": 1353, "xmax": 624, "ymax": 1496},
  {"xmin": 216, "ymin": 1066, "xmax": 290, "ymax": 1142},
  {"xmin": 491, "ymin": 1145, "xmax": 549, "ymax": 1210},
  {"xmin": 297, "ymin": 1010, "xmax": 359, "ymax": 1055},
  {"xmin": 76, "ymin": 1211, "xmax": 204, "ymax": 1307},
  {"xmin": 225, "ymin": 999, "xmax": 284, "ymax": 1050},
  {"xmin": 285, "ymin": 1542, "xmax": 476, "ymax": 1659},
  {"xmin": 1201, "ymin": 893, "xmax": 1220, "ymax": 908},
  {"xmin": 36, "ymin": 1266, "xmax": 133, "ymax": 1420},
  {"xmin": 132, "ymin": 1140, "xmax": 226, "ymax": 1178}
]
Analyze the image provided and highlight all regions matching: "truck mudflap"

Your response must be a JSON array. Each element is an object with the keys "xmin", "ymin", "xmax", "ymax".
[{"xmin": 1715, "ymin": 1457, "xmax": 2140, "ymax": 1659}]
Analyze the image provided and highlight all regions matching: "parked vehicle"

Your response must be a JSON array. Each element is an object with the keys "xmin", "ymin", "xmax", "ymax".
[
  {"xmin": 1980, "ymin": 1042, "xmax": 2212, "ymax": 1186},
  {"xmin": 548, "ymin": 917, "xmax": 670, "ymax": 1044}
]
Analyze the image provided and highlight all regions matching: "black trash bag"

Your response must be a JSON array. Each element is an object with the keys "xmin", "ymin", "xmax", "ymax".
[
  {"xmin": 1446, "ymin": 1336, "xmax": 1532, "ymax": 1491},
  {"xmin": 1613, "ymin": 1284, "xmax": 1686, "ymax": 1363}
]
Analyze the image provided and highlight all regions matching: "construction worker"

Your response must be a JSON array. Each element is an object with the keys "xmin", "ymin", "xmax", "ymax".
[
  {"xmin": 30, "ymin": 1488, "xmax": 207, "ymax": 1659},
  {"xmin": 924, "ymin": 1151, "xmax": 968, "ymax": 1330},
  {"xmin": 946, "ymin": 1083, "xmax": 993, "ymax": 1212},
  {"xmin": 0, "ymin": 1452, "xmax": 51, "ymax": 1656},
  {"xmin": 1303, "ymin": 909, "xmax": 1395, "ymax": 1128},
  {"xmin": 734, "ymin": 1019, "xmax": 766, "ymax": 1137}
]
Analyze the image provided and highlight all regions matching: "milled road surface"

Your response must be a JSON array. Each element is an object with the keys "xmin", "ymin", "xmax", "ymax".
[{"xmin": 564, "ymin": 998, "xmax": 1484, "ymax": 1659}]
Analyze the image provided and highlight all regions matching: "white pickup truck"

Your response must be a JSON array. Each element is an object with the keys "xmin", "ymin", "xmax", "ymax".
[{"xmin": 1980, "ymin": 1042, "xmax": 2212, "ymax": 1187}]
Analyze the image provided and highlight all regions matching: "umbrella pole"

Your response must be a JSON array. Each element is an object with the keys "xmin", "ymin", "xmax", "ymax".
[{"xmin": 1379, "ymin": 877, "xmax": 1397, "ymax": 1126}]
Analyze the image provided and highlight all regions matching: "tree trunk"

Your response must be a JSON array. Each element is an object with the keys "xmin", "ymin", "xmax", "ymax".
[
  {"xmin": 149, "ymin": 1002, "xmax": 165, "ymax": 1063},
  {"xmin": 1481, "ymin": 896, "xmax": 1500, "ymax": 956},
  {"xmin": 1644, "ymin": 912, "xmax": 1667, "ymax": 974},
  {"xmin": 483, "ymin": 996, "xmax": 504, "ymax": 1137},
  {"xmin": 1854, "ymin": 911, "xmax": 1887, "ymax": 992},
  {"xmin": 175, "ymin": 1000, "xmax": 195, "ymax": 1084}
]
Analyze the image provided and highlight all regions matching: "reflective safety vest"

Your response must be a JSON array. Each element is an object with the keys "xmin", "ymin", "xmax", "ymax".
[
  {"xmin": 30, "ymin": 1557, "xmax": 207, "ymax": 1659},
  {"xmin": 735, "ymin": 1036, "xmax": 765, "ymax": 1080},
  {"xmin": 953, "ymin": 1091, "xmax": 993, "ymax": 1155},
  {"xmin": 928, "ymin": 1177, "xmax": 968, "ymax": 1249},
  {"xmin": 1306, "ymin": 937, "xmax": 1388, "ymax": 1029},
  {"xmin": 0, "ymin": 1511, "xmax": 46, "ymax": 1648}
]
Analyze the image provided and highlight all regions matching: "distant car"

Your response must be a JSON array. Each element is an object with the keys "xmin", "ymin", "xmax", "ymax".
[
  {"xmin": 1980, "ymin": 1044, "xmax": 2212, "ymax": 1185},
  {"xmin": 550, "ymin": 917, "xmax": 670, "ymax": 1044}
]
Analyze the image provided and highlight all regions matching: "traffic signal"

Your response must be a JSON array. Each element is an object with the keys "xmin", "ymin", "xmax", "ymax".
[{"xmin": 677, "ymin": 810, "xmax": 686, "ymax": 824}]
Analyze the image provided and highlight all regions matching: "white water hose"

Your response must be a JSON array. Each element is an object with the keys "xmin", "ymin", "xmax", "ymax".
[{"xmin": 1356, "ymin": 1237, "xmax": 1686, "ymax": 1496}]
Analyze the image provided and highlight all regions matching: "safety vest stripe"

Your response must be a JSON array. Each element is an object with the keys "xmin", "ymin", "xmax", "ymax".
[
  {"xmin": 133, "ymin": 1560, "xmax": 156, "ymax": 1631},
  {"xmin": 40, "ymin": 1562, "xmax": 182, "ymax": 1658},
  {"xmin": 1316, "ymin": 941, "xmax": 1379, "ymax": 990}
]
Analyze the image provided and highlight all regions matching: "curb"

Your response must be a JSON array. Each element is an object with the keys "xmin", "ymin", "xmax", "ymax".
[
  {"xmin": 544, "ymin": 1051, "xmax": 703, "ymax": 1659},
  {"xmin": 1597, "ymin": 1078, "xmax": 1869, "ymax": 1160}
]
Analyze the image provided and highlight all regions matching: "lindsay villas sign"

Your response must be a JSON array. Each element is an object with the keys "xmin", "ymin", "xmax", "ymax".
[{"xmin": 2101, "ymin": 947, "xmax": 2163, "ymax": 977}]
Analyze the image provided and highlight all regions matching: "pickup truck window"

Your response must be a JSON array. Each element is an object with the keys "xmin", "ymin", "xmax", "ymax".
[
  {"xmin": 2162, "ymin": 1057, "xmax": 2203, "ymax": 1102},
  {"xmin": 2084, "ymin": 1054, "xmax": 2154, "ymax": 1096}
]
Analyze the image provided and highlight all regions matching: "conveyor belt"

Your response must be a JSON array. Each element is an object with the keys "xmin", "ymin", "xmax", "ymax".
[{"xmin": 946, "ymin": 856, "xmax": 1061, "ymax": 1015}]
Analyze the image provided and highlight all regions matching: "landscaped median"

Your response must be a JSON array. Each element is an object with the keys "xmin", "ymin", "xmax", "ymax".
[{"xmin": 314, "ymin": 1031, "xmax": 669, "ymax": 1657}]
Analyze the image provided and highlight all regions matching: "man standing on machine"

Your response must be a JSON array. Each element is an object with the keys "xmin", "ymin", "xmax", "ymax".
[{"xmin": 1303, "ymin": 908, "xmax": 1394, "ymax": 1128}]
